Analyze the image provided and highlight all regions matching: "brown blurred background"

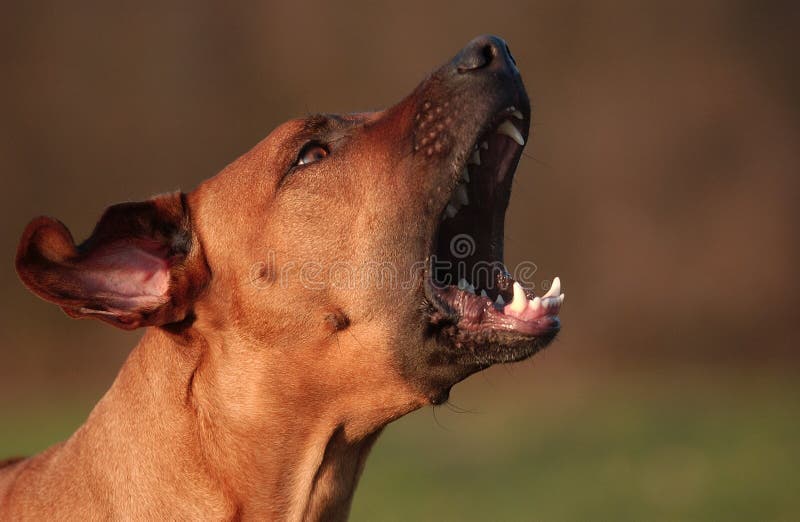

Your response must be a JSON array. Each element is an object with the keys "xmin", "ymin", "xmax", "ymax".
[{"xmin": 1, "ymin": 1, "xmax": 798, "ymax": 520}]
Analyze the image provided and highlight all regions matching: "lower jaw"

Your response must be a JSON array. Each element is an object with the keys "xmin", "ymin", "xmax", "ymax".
[
  {"xmin": 423, "ymin": 274, "xmax": 560, "ymax": 366},
  {"xmin": 429, "ymin": 318, "xmax": 558, "ymax": 367}
]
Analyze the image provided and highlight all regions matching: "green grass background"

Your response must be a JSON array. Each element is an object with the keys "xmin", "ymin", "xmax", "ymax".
[{"xmin": 2, "ymin": 367, "xmax": 797, "ymax": 521}]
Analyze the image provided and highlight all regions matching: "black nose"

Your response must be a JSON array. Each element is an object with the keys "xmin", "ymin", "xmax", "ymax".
[{"xmin": 453, "ymin": 35, "xmax": 518, "ymax": 74}]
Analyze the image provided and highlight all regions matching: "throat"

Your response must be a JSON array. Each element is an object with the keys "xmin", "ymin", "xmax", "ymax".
[
  {"xmin": 187, "ymin": 331, "xmax": 425, "ymax": 520},
  {"xmin": 193, "ymin": 402, "xmax": 386, "ymax": 520},
  {"xmin": 302, "ymin": 427, "xmax": 383, "ymax": 521}
]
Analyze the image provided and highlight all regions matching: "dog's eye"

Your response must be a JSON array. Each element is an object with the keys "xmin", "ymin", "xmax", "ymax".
[{"xmin": 295, "ymin": 142, "xmax": 329, "ymax": 166}]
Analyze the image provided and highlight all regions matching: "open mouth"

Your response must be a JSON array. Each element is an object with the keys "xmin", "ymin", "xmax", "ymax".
[{"xmin": 425, "ymin": 106, "xmax": 564, "ymax": 352}]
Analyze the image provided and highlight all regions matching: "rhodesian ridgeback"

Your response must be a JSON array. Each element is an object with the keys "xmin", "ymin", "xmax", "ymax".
[{"xmin": 1, "ymin": 35, "xmax": 564, "ymax": 520}]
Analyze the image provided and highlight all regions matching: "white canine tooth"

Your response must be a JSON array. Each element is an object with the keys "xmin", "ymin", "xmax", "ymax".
[
  {"xmin": 511, "ymin": 109, "xmax": 524, "ymax": 120},
  {"xmin": 460, "ymin": 167, "xmax": 470, "ymax": 182},
  {"xmin": 466, "ymin": 283, "xmax": 475, "ymax": 294},
  {"xmin": 495, "ymin": 295, "xmax": 505, "ymax": 306},
  {"xmin": 445, "ymin": 203, "xmax": 458, "ymax": 218},
  {"xmin": 469, "ymin": 150, "xmax": 481, "ymax": 166},
  {"xmin": 457, "ymin": 278, "xmax": 468, "ymax": 291},
  {"xmin": 508, "ymin": 282, "xmax": 527, "ymax": 313},
  {"xmin": 480, "ymin": 289, "xmax": 488, "ymax": 298},
  {"xmin": 544, "ymin": 276, "xmax": 561, "ymax": 299},
  {"xmin": 496, "ymin": 120, "xmax": 525, "ymax": 146},
  {"xmin": 454, "ymin": 184, "xmax": 469, "ymax": 206},
  {"xmin": 480, "ymin": 141, "xmax": 489, "ymax": 150}
]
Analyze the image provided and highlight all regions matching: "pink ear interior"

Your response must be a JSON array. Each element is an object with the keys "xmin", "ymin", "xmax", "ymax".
[{"xmin": 77, "ymin": 239, "xmax": 171, "ymax": 310}]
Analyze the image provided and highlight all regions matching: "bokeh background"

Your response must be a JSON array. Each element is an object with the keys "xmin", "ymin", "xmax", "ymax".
[{"xmin": 1, "ymin": 1, "xmax": 798, "ymax": 520}]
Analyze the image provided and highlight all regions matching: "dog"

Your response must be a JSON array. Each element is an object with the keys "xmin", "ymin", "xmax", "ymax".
[{"xmin": 1, "ymin": 35, "xmax": 563, "ymax": 520}]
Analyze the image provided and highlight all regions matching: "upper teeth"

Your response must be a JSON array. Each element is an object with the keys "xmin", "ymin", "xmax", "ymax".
[
  {"xmin": 496, "ymin": 120, "xmax": 525, "ymax": 146},
  {"xmin": 469, "ymin": 150, "xmax": 481, "ymax": 165},
  {"xmin": 441, "ymin": 117, "xmax": 524, "ymax": 222},
  {"xmin": 443, "ymin": 181, "xmax": 469, "ymax": 219},
  {"xmin": 454, "ymin": 184, "xmax": 469, "ymax": 206}
]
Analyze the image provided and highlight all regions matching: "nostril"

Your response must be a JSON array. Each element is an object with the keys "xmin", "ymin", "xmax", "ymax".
[
  {"xmin": 457, "ymin": 41, "xmax": 496, "ymax": 73},
  {"xmin": 455, "ymin": 36, "xmax": 516, "ymax": 74},
  {"xmin": 480, "ymin": 43, "xmax": 496, "ymax": 65}
]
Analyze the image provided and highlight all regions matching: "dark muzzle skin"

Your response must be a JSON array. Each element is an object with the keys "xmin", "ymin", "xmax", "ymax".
[
  {"xmin": 381, "ymin": 35, "xmax": 530, "ymax": 197},
  {"xmin": 365, "ymin": 36, "xmax": 560, "ymax": 401},
  {"xmin": 392, "ymin": 35, "xmax": 531, "ymax": 274}
]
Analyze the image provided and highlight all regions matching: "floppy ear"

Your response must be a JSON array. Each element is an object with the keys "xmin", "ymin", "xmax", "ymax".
[{"xmin": 16, "ymin": 192, "xmax": 209, "ymax": 330}]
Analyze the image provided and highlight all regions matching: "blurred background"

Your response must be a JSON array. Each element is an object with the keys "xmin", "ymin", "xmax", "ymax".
[{"xmin": 1, "ymin": 1, "xmax": 798, "ymax": 520}]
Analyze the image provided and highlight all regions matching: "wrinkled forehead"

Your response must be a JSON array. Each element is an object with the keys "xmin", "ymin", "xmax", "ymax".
[{"xmin": 268, "ymin": 112, "xmax": 382, "ymax": 147}]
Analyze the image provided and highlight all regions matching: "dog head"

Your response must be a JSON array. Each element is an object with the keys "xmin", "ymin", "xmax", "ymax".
[{"xmin": 17, "ymin": 35, "xmax": 562, "ymax": 424}]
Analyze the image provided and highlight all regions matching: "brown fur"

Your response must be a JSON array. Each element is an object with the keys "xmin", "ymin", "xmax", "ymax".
[{"xmin": 2, "ymin": 35, "xmax": 540, "ymax": 520}]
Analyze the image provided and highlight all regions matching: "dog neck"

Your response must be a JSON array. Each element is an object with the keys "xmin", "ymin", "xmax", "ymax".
[{"xmin": 87, "ymin": 326, "xmax": 422, "ymax": 520}]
